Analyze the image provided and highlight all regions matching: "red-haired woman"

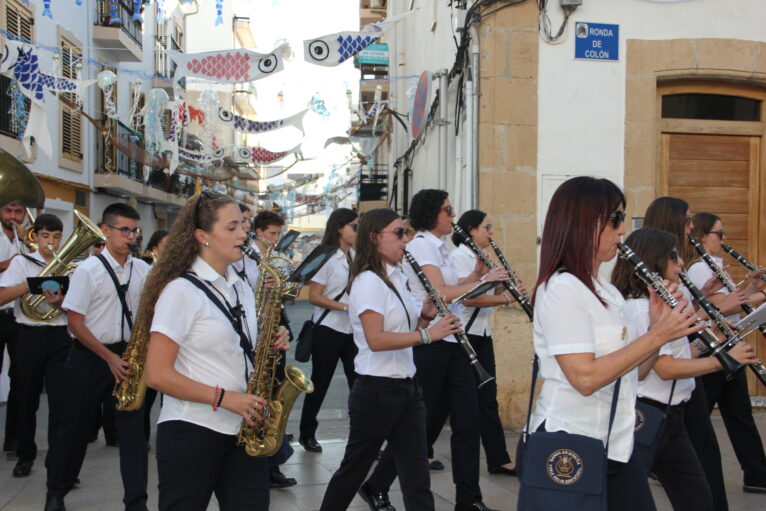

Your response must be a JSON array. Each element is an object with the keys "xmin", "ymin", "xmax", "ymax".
[{"xmin": 528, "ymin": 177, "xmax": 698, "ymax": 510}]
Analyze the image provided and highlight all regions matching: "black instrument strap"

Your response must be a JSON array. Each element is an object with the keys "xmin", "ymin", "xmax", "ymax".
[
  {"xmin": 465, "ymin": 307, "xmax": 482, "ymax": 334},
  {"xmin": 96, "ymin": 254, "xmax": 134, "ymax": 340},
  {"xmin": 314, "ymin": 288, "xmax": 348, "ymax": 329},
  {"xmin": 389, "ymin": 285, "xmax": 412, "ymax": 330},
  {"xmin": 20, "ymin": 254, "xmax": 45, "ymax": 267},
  {"xmin": 181, "ymin": 272, "xmax": 254, "ymax": 365}
]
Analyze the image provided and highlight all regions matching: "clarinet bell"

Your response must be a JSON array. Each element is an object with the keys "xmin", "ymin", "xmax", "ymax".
[
  {"xmin": 713, "ymin": 347, "xmax": 745, "ymax": 380},
  {"xmin": 473, "ymin": 360, "xmax": 495, "ymax": 388}
]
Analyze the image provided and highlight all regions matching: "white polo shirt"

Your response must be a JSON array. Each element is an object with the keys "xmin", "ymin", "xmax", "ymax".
[
  {"xmin": 402, "ymin": 231, "xmax": 461, "ymax": 343},
  {"xmin": 529, "ymin": 272, "xmax": 639, "ymax": 463},
  {"xmin": 350, "ymin": 264, "xmax": 420, "ymax": 379},
  {"xmin": 623, "ymin": 296, "xmax": 695, "ymax": 406},
  {"xmin": 449, "ymin": 243, "xmax": 494, "ymax": 337},
  {"xmin": 687, "ymin": 258, "xmax": 740, "ymax": 323},
  {"xmin": 0, "ymin": 229, "xmax": 25, "ymax": 311},
  {"xmin": 231, "ymin": 251, "xmax": 260, "ymax": 292},
  {"xmin": 62, "ymin": 248, "xmax": 149, "ymax": 344},
  {"xmin": 311, "ymin": 248, "xmax": 352, "ymax": 334},
  {"xmin": 151, "ymin": 256, "xmax": 258, "ymax": 435},
  {"xmin": 0, "ymin": 251, "xmax": 67, "ymax": 326}
]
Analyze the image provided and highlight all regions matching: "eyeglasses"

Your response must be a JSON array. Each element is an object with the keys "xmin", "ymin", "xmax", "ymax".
[
  {"xmin": 441, "ymin": 205, "xmax": 454, "ymax": 216},
  {"xmin": 106, "ymin": 225, "xmax": 141, "ymax": 238},
  {"xmin": 668, "ymin": 249, "xmax": 680, "ymax": 263},
  {"xmin": 349, "ymin": 223, "xmax": 359, "ymax": 232},
  {"xmin": 607, "ymin": 210, "xmax": 626, "ymax": 228},
  {"xmin": 707, "ymin": 230, "xmax": 726, "ymax": 238},
  {"xmin": 194, "ymin": 190, "xmax": 222, "ymax": 228},
  {"xmin": 481, "ymin": 223, "xmax": 493, "ymax": 232},
  {"xmin": 379, "ymin": 227, "xmax": 407, "ymax": 239}
]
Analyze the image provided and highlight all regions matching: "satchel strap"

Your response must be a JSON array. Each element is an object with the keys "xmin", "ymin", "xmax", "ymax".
[
  {"xmin": 523, "ymin": 355, "xmax": 622, "ymax": 452},
  {"xmin": 464, "ymin": 306, "xmax": 482, "ymax": 334},
  {"xmin": 314, "ymin": 288, "xmax": 347, "ymax": 328}
]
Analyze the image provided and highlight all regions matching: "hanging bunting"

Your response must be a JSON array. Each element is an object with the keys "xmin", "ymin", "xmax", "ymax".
[
  {"xmin": 131, "ymin": 0, "xmax": 143, "ymax": 22},
  {"xmin": 140, "ymin": 88, "xmax": 170, "ymax": 158},
  {"xmin": 42, "ymin": 0, "xmax": 53, "ymax": 18},
  {"xmin": 169, "ymin": 44, "xmax": 288, "ymax": 83},
  {"xmin": 215, "ymin": 0, "xmax": 224, "ymax": 25},
  {"xmin": 109, "ymin": 0, "xmax": 122, "ymax": 25},
  {"xmin": 216, "ymin": 107, "xmax": 307, "ymax": 134}
]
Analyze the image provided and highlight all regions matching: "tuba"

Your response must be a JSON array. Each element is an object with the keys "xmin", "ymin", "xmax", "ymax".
[
  {"xmin": 20, "ymin": 210, "xmax": 105, "ymax": 322},
  {"xmin": 0, "ymin": 147, "xmax": 45, "ymax": 209},
  {"xmin": 237, "ymin": 243, "xmax": 314, "ymax": 456}
]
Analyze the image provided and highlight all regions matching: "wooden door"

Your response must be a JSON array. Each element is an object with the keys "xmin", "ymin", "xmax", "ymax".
[{"xmin": 661, "ymin": 133, "xmax": 764, "ymax": 394}]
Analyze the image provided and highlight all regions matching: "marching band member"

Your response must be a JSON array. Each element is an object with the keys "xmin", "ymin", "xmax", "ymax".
[
  {"xmin": 140, "ymin": 229, "xmax": 169, "ymax": 265},
  {"xmin": 447, "ymin": 210, "xmax": 517, "ymax": 475},
  {"xmin": 612, "ymin": 227, "xmax": 755, "ymax": 510},
  {"xmin": 687, "ymin": 212, "xmax": 766, "ymax": 495},
  {"xmin": 232, "ymin": 206, "xmax": 259, "ymax": 292},
  {"xmin": 320, "ymin": 208, "xmax": 460, "ymax": 511},
  {"xmin": 0, "ymin": 214, "xmax": 69, "ymax": 478},
  {"xmin": 299, "ymin": 207, "xmax": 359, "ymax": 453},
  {"xmin": 364, "ymin": 190, "xmax": 507, "ymax": 511},
  {"xmin": 45, "ymin": 203, "xmax": 151, "ymax": 511},
  {"xmin": 529, "ymin": 177, "xmax": 697, "ymax": 510},
  {"xmin": 0, "ymin": 201, "xmax": 28, "ymax": 455},
  {"xmin": 144, "ymin": 191, "xmax": 288, "ymax": 511}
]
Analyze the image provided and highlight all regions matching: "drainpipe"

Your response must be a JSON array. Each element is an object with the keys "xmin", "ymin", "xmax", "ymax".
[
  {"xmin": 435, "ymin": 68, "xmax": 449, "ymax": 189},
  {"xmin": 469, "ymin": 24, "xmax": 480, "ymax": 208}
]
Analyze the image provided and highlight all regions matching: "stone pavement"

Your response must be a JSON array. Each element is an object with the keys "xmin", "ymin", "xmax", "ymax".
[{"xmin": 1, "ymin": 300, "xmax": 765, "ymax": 510}]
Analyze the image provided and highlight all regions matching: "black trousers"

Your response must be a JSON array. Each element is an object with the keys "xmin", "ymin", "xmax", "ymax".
[
  {"xmin": 684, "ymin": 381, "xmax": 728, "ymax": 511},
  {"xmin": 425, "ymin": 334, "xmax": 511, "ymax": 468},
  {"xmin": 156, "ymin": 420, "xmax": 269, "ymax": 511},
  {"xmin": 607, "ymin": 454, "xmax": 657, "ymax": 511},
  {"xmin": 299, "ymin": 325, "xmax": 356, "ymax": 439},
  {"xmin": 703, "ymin": 369, "xmax": 766, "ymax": 486},
  {"xmin": 367, "ymin": 341, "xmax": 482, "ymax": 507},
  {"xmin": 0, "ymin": 310, "xmax": 20, "ymax": 448},
  {"xmin": 14, "ymin": 325, "xmax": 71, "ymax": 462},
  {"xmin": 320, "ymin": 375, "xmax": 433, "ymax": 511},
  {"xmin": 46, "ymin": 341, "xmax": 149, "ymax": 511},
  {"xmin": 642, "ymin": 400, "xmax": 715, "ymax": 511}
]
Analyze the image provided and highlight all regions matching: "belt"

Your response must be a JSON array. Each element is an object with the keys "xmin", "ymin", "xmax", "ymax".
[
  {"xmin": 356, "ymin": 373, "xmax": 417, "ymax": 387},
  {"xmin": 73, "ymin": 339, "xmax": 127, "ymax": 355},
  {"xmin": 0, "ymin": 309, "xmax": 15, "ymax": 317},
  {"xmin": 19, "ymin": 324, "xmax": 68, "ymax": 332},
  {"xmin": 637, "ymin": 396, "xmax": 683, "ymax": 411}
]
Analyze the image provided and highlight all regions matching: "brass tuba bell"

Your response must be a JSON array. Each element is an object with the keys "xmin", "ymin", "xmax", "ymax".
[
  {"xmin": 20, "ymin": 210, "xmax": 106, "ymax": 322},
  {"xmin": 0, "ymin": 147, "xmax": 45, "ymax": 209}
]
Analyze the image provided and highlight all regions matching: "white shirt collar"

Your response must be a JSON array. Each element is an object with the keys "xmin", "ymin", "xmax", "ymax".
[
  {"xmin": 191, "ymin": 256, "xmax": 239, "ymax": 289},
  {"xmin": 103, "ymin": 246, "xmax": 133, "ymax": 269},
  {"xmin": 30, "ymin": 250, "xmax": 46, "ymax": 263},
  {"xmin": 415, "ymin": 230, "xmax": 446, "ymax": 249}
]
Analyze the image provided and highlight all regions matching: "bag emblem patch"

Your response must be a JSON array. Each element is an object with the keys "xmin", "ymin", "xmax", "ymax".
[
  {"xmin": 546, "ymin": 449, "xmax": 584, "ymax": 485},
  {"xmin": 635, "ymin": 408, "xmax": 646, "ymax": 432}
]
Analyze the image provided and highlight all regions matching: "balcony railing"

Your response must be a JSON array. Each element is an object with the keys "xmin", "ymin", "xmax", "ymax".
[
  {"xmin": 97, "ymin": 0, "xmax": 143, "ymax": 48},
  {"xmin": 0, "ymin": 75, "xmax": 29, "ymax": 139}
]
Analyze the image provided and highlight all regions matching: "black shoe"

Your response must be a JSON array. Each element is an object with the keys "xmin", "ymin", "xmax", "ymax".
[
  {"xmin": 455, "ymin": 503, "xmax": 499, "ymax": 511},
  {"xmin": 44, "ymin": 494, "xmax": 66, "ymax": 511},
  {"xmin": 269, "ymin": 468, "xmax": 297, "ymax": 488},
  {"xmin": 375, "ymin": 449, "xmax": 383, "ymax": 460},
  {"xmin": 299, "ymin": 437, "xmax": 322, "ymax": 453},
  {"xmin": 285, "ymin": 433, "xmax": 294, "ymax": 442},
  {"xmin": 3, "ymin": 438, "xmax": 17, "ymax": 453},
  {"xmin": 12, "ymin": 459, "xmax": 33, "ymax": 478},
  {"xmin": 488, "ymin": 464, "xmax": 517, "ymax": 476},
  {"xmin": 743, "ymin": 482, "xmax": 766, "ymax": 494},
  {"xmin": 358, "ymin": 482, "xmax": 396, "ymax": 511},
  {"xmin": 429, "ymin": 459, "xmax": 445, "ymax": 470}
]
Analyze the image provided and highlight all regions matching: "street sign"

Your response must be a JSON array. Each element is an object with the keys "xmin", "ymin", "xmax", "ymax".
[
  {"xmin": 358, "ymin": 43, "xmax": 389, "ymax": 65},
  {"xmin": 411, "ymin": 71, "xmax": 430, "ymax": 139},
  {"xmin": 575, "ymin": 22, "xmax": 619, "ymax": 61}
]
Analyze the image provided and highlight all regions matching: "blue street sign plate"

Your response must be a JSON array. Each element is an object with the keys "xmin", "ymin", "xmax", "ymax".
[{"xmin": 575, "ymin": 22, "xmax": 619, "ymax": 62}]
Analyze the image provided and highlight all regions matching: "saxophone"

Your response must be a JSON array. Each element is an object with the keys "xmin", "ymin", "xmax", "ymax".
[
  {"xmin": 113, "ymin": 291, "xmax": 151, "ymax": 411},
  {"xmin": 237, "ymin": 247, "xmax": 314, "ymax": 457}
]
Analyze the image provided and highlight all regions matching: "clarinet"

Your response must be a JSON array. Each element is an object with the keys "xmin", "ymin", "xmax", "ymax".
[
  {"xmin": 488, "ymin": 238, "xmax": 534, "ymax": 320},
  {"xmin": 617, "ymin": 243, "xmax": 744, "ymax": 377},
  {"xmin": 722, "ymin": 244, "xmax": 766, "ymax": 282},
  {"xmin": 689, "ymin": 235, "xmax": 766, "ymax": 341},
  {"xmin": 451, "ymin": 223, "xmax": 534, "ymax": 321},
  {"xmin": 240, "ymin": 244, "xmax": 262, "ymax": 263},
  {"xmin": 680, "ymin": 273, "xmax": 766, "ymax": 387},
  {"xmin": 403, "ymin": 250, "xmax": 495, "ymax": 388}
]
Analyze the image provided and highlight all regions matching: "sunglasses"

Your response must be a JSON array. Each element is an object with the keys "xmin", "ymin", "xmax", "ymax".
[
  {"xmin": 441, "ymin": 205, "xmax": 454, "ymax": 216},
  {"xmin": 607, "ymin": 210, "xmax": 626, "ymax": 228},
  {"xmin": 379, "ymin": 227, "xmax": 407, "ymax": 239},
  {"xmin": 668, "ymin": 249, "xmax": 680, "ymax": 263},
  {"xmin": 707, "ymin": 230, "xmax": 726, "ymax": 239},
  {"xmin": 194, "ymin": 190, "xmax": 223, "ymax": 228},
  {"xmin": 349, "ymin": 223, "xmax": 358, "ymax": 232}
]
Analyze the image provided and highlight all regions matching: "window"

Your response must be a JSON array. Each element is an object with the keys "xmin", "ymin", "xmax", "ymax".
[
  {"xmin": 662, "ymin": 93, "xmax": 761, "ymax": 122},
  {"xmin": 60, "ymin": 37, "xmax": 83, "ymax": 162},
  {"xmin": 0, "ymin": 0, "xmax": 33, "ymax": 139}
]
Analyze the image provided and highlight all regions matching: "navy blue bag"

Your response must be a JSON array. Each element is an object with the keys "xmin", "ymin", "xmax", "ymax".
[
  {"xmin": 632, "ymin": 380, "xmax": 675, "ymax": 470},
  {"xmin": 517, "ymin": 356, "xmax": 620, "ymax": 511}
]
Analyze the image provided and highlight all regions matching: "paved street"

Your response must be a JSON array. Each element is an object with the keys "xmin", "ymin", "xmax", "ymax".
[{"xmin": 1, "ymin": 300, "xmax": 765, "ymax": 510}]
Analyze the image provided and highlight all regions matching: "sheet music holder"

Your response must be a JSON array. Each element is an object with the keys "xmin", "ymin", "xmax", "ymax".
[
  {"xmin": 288, "ymin": 245, "xmax": 337, "ymax": 283},
  {"xmin": 735, "ymin": 301, "xmax": 766, "ymax": 334},
  {"xmin": 275, "ymin": 229, "xmax": 300, "ymax": 253}
]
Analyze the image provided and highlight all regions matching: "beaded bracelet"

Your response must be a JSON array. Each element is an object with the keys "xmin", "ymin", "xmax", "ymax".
[
  {"xmin": 423, "ymin": 328, "xmax": 432, "ymax": 344},
  {"xmin": 212, "ymin": 385, "xmax": 222, "ymax": 412}
]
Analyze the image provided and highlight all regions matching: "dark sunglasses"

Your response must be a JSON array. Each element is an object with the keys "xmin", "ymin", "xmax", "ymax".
[
  {"xmin": 707, "ymin": 230, "xmax": 726, "ymax": 239},
  {"xmin": 441, "ymin": 205, "xmax": 454, "ymax": 216},
  {"xmin": 607, "ymin": 210, "xmax": 626, "ymax": 228},
  {"xmin": 349, "ymin": 223, "xmax": 358, "ymax": 232},
  {"xmin": 379, "ymin": 227, "xmax": 407, "ymax": 239},
  {"xmin": 194, "ymin": 190, "xmax": 222, "ymax": 228},
  {"xmin": 668, "ymin": 249, "xmax": 680, "ymax": 263}
]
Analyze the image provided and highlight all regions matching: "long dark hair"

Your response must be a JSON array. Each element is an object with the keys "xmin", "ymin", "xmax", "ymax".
[
  {"xmin": 321, "ymin": 208, "xmax": 358, "ymax": 248},
  {"xmin": 690, "ymin": 212, "xmax": 719, "ymax": 241},
  {"xmin": 132, "ymin": 192, "xmax": 236, "ymax": 341},
  {"xmin": 409, "ymin": 189, "xmax": 449, "ymax": 231},
  {"xmin": 611, "ymin": 228, "xmax": 678, "ymax": 299},
  {"xmin": 145, "ymin": 229, "xmax": 169, "ymax": 251},
  {"xmin": 451, "ymin": 209, "xmax": 486, "ymax": 247},
  {"xmin": 535, "ymin": 176, "xmax": 626, "ymax": 306},
  {"xmin": 349, "ymin": 208, "xmax": 400, "ymax": 291},
  {"xmin": 643, "ymin": 196, "xmax": 693, "ymax": 265}
]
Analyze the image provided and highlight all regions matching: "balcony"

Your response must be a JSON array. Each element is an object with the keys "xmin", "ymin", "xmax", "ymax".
[
  {"xmin": 360, "ymin": 0, "xmax": 386, "ymax": 26},
  {"xmin": 0, "ymin": 75, "xmax": 29, "ymax": 140},
  {"xmin": 359, "ymin": 163, "xmax": 388, "ymax": 202},
  {"xmin": 153, "ymin": 37, "xmax": 180, "ymax": 92},
  {"xmin": 93, "ymin": 0, "xmax": 143, "ymax": 62}
]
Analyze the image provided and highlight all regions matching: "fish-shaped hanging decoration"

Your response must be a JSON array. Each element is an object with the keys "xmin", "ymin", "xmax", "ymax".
[
  {"xmin": 169, "ymin": 44, "xmax": 288, "ymax": 83},
  {"xmin": 216, "ymin": 107, "xmax": 307, "ymax": 134}
]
